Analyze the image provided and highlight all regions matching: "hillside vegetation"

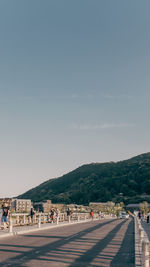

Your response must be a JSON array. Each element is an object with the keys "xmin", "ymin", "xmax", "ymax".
[{"xmin": 19, "ymin": 152, "xmax": 150, "ymax": 204}]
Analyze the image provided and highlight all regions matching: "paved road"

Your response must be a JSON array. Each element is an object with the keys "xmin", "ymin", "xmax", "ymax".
[{"xmin": 0, "ymin": 218, "xmax": 134, "ymax": 267}]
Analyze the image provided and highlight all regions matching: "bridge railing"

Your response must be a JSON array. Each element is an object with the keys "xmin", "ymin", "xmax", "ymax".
[
  {"xmin": 9, "ymin": 212, "xmax": 100, "ymax": 228},
  {"xmin": 134, "ymin": 214, "xmax": 149, "ymax": 267}
]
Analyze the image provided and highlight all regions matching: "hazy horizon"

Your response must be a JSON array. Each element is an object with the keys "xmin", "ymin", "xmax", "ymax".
[
  {"xmin": 4, "ymin": 151, "xmax": 150, "ymax": 199},
  {"xmin": 0, "ymin": 0, "xmax": 150, "ymax": 197}
]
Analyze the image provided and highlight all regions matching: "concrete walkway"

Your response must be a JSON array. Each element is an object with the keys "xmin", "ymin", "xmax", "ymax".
[
  {"xmin": 0, "ymin": 218, "xmax": 96, "ymax": 239},
  {"xmin": 0, "ymin": 218, "xmax": 135, "ymax": 267}
]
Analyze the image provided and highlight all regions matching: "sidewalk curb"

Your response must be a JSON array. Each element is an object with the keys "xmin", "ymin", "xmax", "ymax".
[{"xmin": 0, "ymin": 232, "xmax": 14, "ymax": 238}]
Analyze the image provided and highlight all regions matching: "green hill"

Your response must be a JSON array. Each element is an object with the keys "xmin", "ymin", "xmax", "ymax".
[{"xmin": 18, "ymin": 152, "xmax": 150, "ymax": 204}]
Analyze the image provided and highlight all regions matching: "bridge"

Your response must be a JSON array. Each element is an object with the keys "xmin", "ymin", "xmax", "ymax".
[{"xmin": 0, "ymin": 213, "xmax": 135, "ymax": 266}]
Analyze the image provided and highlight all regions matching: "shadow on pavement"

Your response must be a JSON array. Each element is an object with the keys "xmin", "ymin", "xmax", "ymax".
[
  {"xmin": 0, "ymin": 219, "xmax": 134, "ymax": 267},
  {"xmin": 110, "ymin": 219, "xmax": 135, "ymax": 267},
  {"xmin": 69, "ymin": 219, "xmax": 129, "ymax": 267}
]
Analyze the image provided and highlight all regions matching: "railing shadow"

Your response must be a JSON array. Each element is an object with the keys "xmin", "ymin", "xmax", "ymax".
[
  {"xmin": 110, "ymin": 219, "xmax": 134, "ymax": 267},
  {"xmin": 0, "ymin": 219, "xmax": 134, "ymax": 267}
]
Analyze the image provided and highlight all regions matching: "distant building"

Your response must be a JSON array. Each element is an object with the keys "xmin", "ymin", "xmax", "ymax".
[
  {"xmin": 42, "ymin": 200, "xmax": 52, "ymax": 213},
  {"xmin": 0, "ymin": 198, "xmax": 12, "ymax": 208},
  {"xmin": 34, "ymin": 200, "xmax": 66, "ymax": 213},
  {"xmin": 51, "ymin": 203, "xmax": 66, "ymax": 212},
  {"xmin": 11, "ymin": 199, "xmax": 31, "ymax": 213},
  {"xmin": 34, "ymin": 200, "xmax": 52, "ymax": 213},
  {"xmin": 33, "ymin": 202, "xmax": 44, "ymax": 212}
]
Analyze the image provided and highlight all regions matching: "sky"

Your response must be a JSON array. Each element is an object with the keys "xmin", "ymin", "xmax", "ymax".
[{"xmin": 0, "ymin": 0, "xmax": 150, "ymax": 198}]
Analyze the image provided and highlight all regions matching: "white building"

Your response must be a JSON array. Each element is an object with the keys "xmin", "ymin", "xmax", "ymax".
[{"xmin": 11, "ymin": 199, "xmax": 31, "ymax": 213}]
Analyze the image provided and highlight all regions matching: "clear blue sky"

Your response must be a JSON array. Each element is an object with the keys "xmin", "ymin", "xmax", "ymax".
[{"xmin": 0, "ymin": 0, "xmax": 150, "ymax": 197}]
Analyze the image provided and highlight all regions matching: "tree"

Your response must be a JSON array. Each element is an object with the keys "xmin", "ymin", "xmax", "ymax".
[
  {"xmin": 105, "ymin": 202, "xmax": 115, "ymax": 214},
  {"xmin": 139, "ymin": 201, "xmax": 149, "ymax": 215},
  {"xmin": 114, "ymin": 202, "xmax": 124, "ymax": 217}
]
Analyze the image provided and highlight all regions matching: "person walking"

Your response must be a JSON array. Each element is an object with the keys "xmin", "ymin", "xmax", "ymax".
[
  {"xmin": 90, "ymin": 210, "xmax": 94, "ymax": 221},
  {"xmin": 1, "ymin": 203, "xmax": 10, "ymax": 230},
  {"xmin": 50, "ymin": 209, "xmax": 55, "ymax": 223},
  {"xmin": 30, "ymin": 205, "xmax": 35, "ymax": 224},
  {"xmin": 147, "ymin": 212, "xmax": 150, "ymax": 223},
  {"xmin": 67, "ymin": 208, "xmax": 71, "ymax": 222},
  {"xmin": 138, "ymin": 211, "xmax": 141, "ymax": 220}
]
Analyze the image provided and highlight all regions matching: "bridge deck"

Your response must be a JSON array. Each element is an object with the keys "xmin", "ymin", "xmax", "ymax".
[{"xmin": 0, "ymin": 218, "xmax": 134, "ymax": 267}]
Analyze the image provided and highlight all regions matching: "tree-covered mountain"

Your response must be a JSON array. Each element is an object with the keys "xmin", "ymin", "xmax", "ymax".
[{"xmin": 19, "ymin": 152, "xmax": 150, "ymax": 204}]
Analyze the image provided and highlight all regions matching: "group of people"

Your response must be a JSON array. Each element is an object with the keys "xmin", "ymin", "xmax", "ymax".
[
  {"xmin": 138, "ymin": 211, "xmax": 150, "ymax": 223},
  {"xmin": 49, "ymin": 208, "xmax": 60, "ymax": 223},
  {"xmin": 0, "ymin": 203, "xmax": 10, "ymax": 230},
  {"xmin": 0, "ymin": 204, "xmax": 97, "ymax": 229}
]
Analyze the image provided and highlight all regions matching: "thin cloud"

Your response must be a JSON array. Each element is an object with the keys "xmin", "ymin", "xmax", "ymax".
[
  {"xmin": 71, "ymin": 123, "xmax": 134, "ymax": 130},
  {"xmin": 70, "ymin": 93, "xmax": 93, "ymax": 99},
  {"xmin": 102, "ymin": 94, "xmax": 133, "ymax": 99},
  {"xmin": 69, "ymin": 93, "xmax": 133, "ymax": 100}
]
